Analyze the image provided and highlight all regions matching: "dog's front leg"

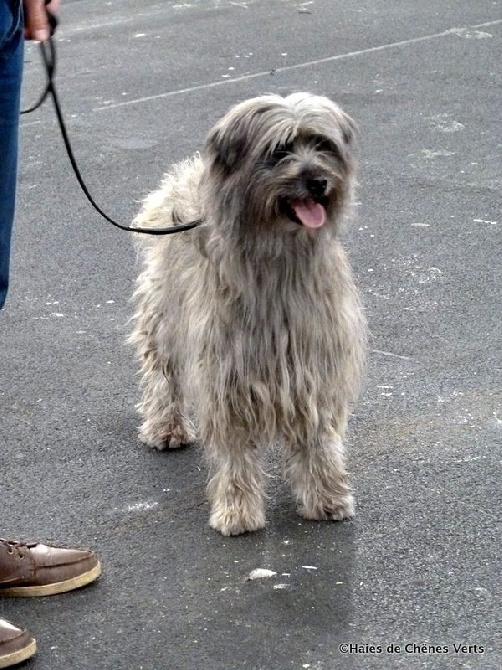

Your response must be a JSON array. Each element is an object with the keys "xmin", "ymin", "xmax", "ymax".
[
  {"xmin": 205, "ymin": 437, "xmax": 266, "ymax": 536},
  {"xmin": 284, "ymin": 425, "xmax": 354, "ymax": 522}
]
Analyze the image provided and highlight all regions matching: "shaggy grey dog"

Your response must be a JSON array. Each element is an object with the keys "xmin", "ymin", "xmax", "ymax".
[{"xmin": 130, "ymin": 92, "xmax": 367, "ymax": 536}]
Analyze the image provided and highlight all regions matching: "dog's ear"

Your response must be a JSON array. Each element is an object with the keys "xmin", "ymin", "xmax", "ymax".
[
  {"xmin": 205, "ymin": 100, "xmax": 275, "ymax": 173},
  {"xmin": 340, "ymin": 111, "xmax": 357, "ymax": 146},
  {"xmin": 205, "ymin": 119, "xmax": 247, "ymax": 174}
]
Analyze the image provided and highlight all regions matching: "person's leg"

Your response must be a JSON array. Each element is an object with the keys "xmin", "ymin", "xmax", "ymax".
[
  {"xmin": 0, "ymin": 0, "xmax": 24, "ymax": 310},
  {"xmin": 0, "ymin": 10, "xmax": 102, "ymax": 668}
]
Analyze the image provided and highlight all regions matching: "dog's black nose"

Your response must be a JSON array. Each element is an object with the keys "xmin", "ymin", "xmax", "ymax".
[{"xmin": 306, "ymin": 178, "xmax": 328, "ymax": 198}]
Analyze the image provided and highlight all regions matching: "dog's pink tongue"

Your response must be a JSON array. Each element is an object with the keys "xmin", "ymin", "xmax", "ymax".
[{"xmin": 292, "ymin": 199, "xmax": 326, "ymax": 228}]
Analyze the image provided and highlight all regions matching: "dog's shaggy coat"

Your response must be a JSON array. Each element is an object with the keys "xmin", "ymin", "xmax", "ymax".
[{"xmin": 130, "ymin": 92, "xmax": 367, "ymax": 535}]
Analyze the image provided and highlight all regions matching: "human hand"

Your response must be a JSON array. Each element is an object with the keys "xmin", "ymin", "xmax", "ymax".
[{"xmin": 23, "ymin": 0, "xmax": 60, "ymax": 42}]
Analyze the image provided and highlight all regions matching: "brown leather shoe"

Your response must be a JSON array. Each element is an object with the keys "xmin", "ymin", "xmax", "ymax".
[
  {"xmin": 0, "ymin": 619, "xmax": 36, "ymax": 668},
  {"xmin": 0, "ymin": 539, "xmax": 101, "ymax": 597}
]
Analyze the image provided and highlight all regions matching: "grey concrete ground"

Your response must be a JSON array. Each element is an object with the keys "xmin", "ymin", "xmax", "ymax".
[{"xmin": 1, "ymin": 0, "xmax": 501, "ymax": 668}]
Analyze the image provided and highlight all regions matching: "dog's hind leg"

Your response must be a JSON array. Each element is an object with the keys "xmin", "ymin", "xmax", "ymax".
[
  {"xmin": 137, "ymin": 360, "xmax": 197, "ymax": 450},
  {"xmin": 283, "ymin": 419, "xmax": 354, "ymax": 522},
  {"xmin": 203, "ymin": 429, "xmax": 266, "ymax": 536}
]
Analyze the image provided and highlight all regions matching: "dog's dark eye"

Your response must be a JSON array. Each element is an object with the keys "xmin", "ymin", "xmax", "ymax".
[
  {"xmin": 270, "ymin": 142, "xmax": 293, "ymax": 163},
  {"xmin": 312, "ymin": 136, "xmax": 340, "ymax": 156}
]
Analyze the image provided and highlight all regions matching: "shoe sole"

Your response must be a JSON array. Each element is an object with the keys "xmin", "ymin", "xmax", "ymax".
[
  {"xmin": 0, "ymin": 561, "xmax": 101, "ymax": 597},
  {"xmin": 0, "ymin": 638, "xmax": 36, "ymax": 669}
]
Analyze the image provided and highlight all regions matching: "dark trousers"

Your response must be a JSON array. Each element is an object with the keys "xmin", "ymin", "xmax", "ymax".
[{"xmin": 0, "ymin": 0, "xmax": 24, "ymax": 309}]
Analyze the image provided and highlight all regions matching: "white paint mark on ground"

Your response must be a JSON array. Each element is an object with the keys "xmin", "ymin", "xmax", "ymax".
[
  {"xmin": 474, "ymin": 587, "xmax": 491, "ymax": 599},
  {"xmin": 449, "ymin": 27, "xmax": 493, "ymax": 39},
  {"xmin": 427, "ymin": 113, "xmax": 465, "ymax": 133},
  {"xmin": 415, "ymin": 267, "xmax": 443, "ymax": 284},
  {"xmin": 454, "ymin": 455, "xmax": 487, "ymax": 464},
  {"xmin": 126, "ymin": 501, "xmax": 159, "ymax": 513},
  {"xmin": 20, "ymin": 119, "xmax": 41, "ymax": 129},
  {"xmin": 62, "ymin": 18, "xmax": 134, "ymax": 35},
  {"xmin": 372, "ymin": 349, "xmax": 411, "ymax": 361},
  {"xmin": 301, "ymin": 565, "xmax": 318, "ymax": 570},
  {"xmin": 419, "ymin": 148, "xmax": 456, "ymax": 159},
  {"xmin": 247, "ymin": 568, "xmax": 277, "ymax": 580},
  {"xmin": 473, "ymin": 218, "xmax": 497, "ymax": 225},
  {"xmin": 93, "ymin": 19, "xmax": 502, "ymax": 112}
]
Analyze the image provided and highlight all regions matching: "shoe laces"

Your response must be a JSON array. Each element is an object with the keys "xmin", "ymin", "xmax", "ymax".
[{"xmin": 0, "ymin": 539, "xmax": 37, "ymax": 559}]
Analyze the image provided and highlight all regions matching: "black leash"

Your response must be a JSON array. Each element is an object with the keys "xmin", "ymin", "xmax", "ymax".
[{"xmin": 22, "ymin": 21, "xmax": 203, "ymax": 236}]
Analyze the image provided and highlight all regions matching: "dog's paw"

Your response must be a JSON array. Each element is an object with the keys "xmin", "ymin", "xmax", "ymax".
[
  {"xmin": 138, "ymin": 418, "xmax": 197, "ymax": 451},
  {"xmin": 209, "ymin": 506, "xmax": 266, "ymax": 536},
  {"xmin": 298, "ymin": 493, "xmax": 355, "ymax": 522}
]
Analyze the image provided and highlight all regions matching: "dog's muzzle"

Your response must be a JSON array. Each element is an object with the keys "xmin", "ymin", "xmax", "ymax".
[{"xmin": 282, "ymin": 174, "xmax": 330, "ymax": 229}]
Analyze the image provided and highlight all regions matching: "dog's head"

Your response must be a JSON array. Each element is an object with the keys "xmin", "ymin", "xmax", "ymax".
[{"xmin": 203, "ymin": 92, "xmax": 356, "ymax": 235}]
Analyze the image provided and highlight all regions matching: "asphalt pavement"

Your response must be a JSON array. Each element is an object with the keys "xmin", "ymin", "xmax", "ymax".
[{"xmin": 1, "ymin": 1, "xmax": 501, "ymax": 668}]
